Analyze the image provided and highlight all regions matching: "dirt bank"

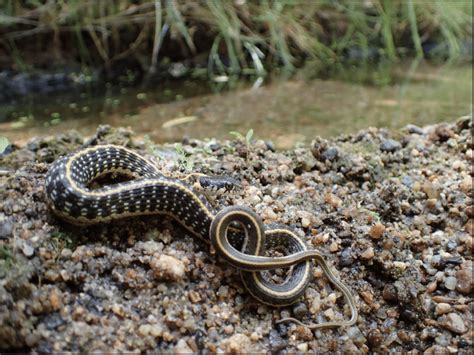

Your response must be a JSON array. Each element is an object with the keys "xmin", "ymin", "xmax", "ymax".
[{"xmin": 0, "ymin": 119, "xmax": 472, "ymax": 353}]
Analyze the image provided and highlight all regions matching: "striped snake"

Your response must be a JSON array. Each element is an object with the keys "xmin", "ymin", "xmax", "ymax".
[{"xmin": 44, "ymin": 144, "xmax": 357, "ymax": 329}]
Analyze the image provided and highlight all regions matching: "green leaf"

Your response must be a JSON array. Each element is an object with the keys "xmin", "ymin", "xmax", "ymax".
[
  {"xmin": 0, "ymin": 136, "xmax": 9, "ymax": 154},
  {"xmin": 245, "ymin": 129, "xmax": 254, "ymax": 144},
  {"xmin": 229, "ymin": 131, "xmax": 245, "ymax": 141}
]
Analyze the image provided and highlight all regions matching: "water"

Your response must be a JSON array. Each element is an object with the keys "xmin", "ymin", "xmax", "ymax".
[{"xmin": 1, "ymin": 61, "xmax": 472, "ymax": 149}]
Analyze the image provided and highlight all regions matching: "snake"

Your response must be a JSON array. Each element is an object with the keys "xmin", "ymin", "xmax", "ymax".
[{"xmin": 44, "ymin": 144, "xmax": 357, "ymax": 329}]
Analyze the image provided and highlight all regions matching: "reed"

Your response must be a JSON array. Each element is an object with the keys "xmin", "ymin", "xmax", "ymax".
[{"xmin": 0, "ymin": 0, "xmax": 471, "ymax": 76}]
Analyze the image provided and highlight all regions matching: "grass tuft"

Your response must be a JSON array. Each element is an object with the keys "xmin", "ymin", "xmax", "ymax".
[{"xmin": 0, "ymin": 0, "xmax": 471, "ymax": 76}]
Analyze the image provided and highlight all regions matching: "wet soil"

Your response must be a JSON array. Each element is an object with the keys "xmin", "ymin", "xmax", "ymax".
[{"xmin": 0, "ymin": 118, "xmax": 472, "ymax": 353}]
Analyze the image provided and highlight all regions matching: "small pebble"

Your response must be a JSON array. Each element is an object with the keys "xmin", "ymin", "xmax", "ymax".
[
  {"xmin": 150, "ymin": 254, "xmax": 185, "ymax": 281},
  {"xmin": 295, "ymin": 325, "xmax": 313, "ymax": 341},
  {"xmin": 329, "ymin": 241, "xmax": 339, "ymax": 252},
  {"xmin": 296, "ymin": 343, "xmax": 308, "ymax": 352},
  {"xmin": 324, "ymin": 192, "xmax": 342, "ymax": 208},
  {"xmin": 369, "ymin": 223, "xmax": 385, "ymax": 239},
  {"xmin": 49, "ymin": 289, "xmax": 62, "ymax": 311},
  {"xmin": 439, "ymin": 313, "xmax": 467, "ymax": 334},
  {"xmin": 217, "ymin": 285, "xmax": 229, "ymax": 298},
  {"xmin": 347, "ymin": 326, "xmax": 366, "ymax": 346},
  {"xmin": 0, "ymin": 220, "xmax": 13, "ymax": 239},
  {"xmin": 174, "ymin": 339, "xmax": 193, "ymax": 354},
  {"xmin": 269, "ymin": 330, "xmax": 287, "ymax": 352},
  {"xmin": 339, "ymin": 248, "xmax": 354, "ymax": 267},
  {"xmin": 21, "ymin": 242, "xmax": 35, "ymax": 257},
  {"xmin": 221, "ymin": 334, "xmax": 251, "ymax": 353},
  {"xmin": 301, "ymin": 217, "xmax": 311, "ymax": 228},
  {"xmin": 382, "ymin": 284, "xmax": 398, "ymax": 302},
  {"xmin": 464, "ymin": 205, "xmax": 473, "ymax": 218},
  {"xmin": 444, "ymin": 277, "xmax": 457, "ymax": 291},
  {"xmin": 380, "ymin": 139, "xmax": 402, "ymax": 152},
  {"xmin": 456, "ymin": 268, "xmax": 473, "ymax": 295},
  {"xmin": 434, "ymin": 125, "xmax": 454, "ymax": 142},
  {"xmin": 406, "ymin": 124, "xmax": 424, "ymax": 135},
  {"xmin": 322, "ymin": 147, "xmax": 338, "ymax": 161},
  {"xmin": 435, "ymin": 303, "xmax": 452, "ymax": 316},
  {"xmin": 459, "ymin": 176, "xmax": 472, "ymax": 194},
  {"xmin": 360, "ymin": 247, "xmax": 374, "ymax": 260},
  {"xmin": 250, "ymin": 332, "xmax": 259, "ymax": 341},
  {"xmin": 367, "ymin": 328, "xmax": 383, "ymax": 348},
  {"xmin": 223, "ymin": 324, "xmax": 234, "ymax": 335},
  {"xmin": 261, "ymin": 207, "xmax": 278, "ymax": 221},
  {"xmin": 188, "ymin": 291, "xmax": 201, "ymax": 303},
  {"xmin": 401, "ymin": 175, "xmax": 413, "ymax": 187},
  {"xmin": 293, "ymin": 303, "xmax": 308, "ymax": 318}
]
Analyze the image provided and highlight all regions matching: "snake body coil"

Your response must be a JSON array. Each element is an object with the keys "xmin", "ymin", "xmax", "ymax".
[{"xmin": 45, "ymin": 144, "xmax": 357, "ymax": 329}]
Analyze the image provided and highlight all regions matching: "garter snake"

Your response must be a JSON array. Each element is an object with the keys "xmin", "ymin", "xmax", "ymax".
[{"xmin": 45, "ymin": 144, "xmax": 357, "ymax": 329}]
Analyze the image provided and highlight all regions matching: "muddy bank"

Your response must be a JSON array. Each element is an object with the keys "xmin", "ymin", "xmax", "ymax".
[{"xmin": 0, "ymin": 119, "xmax": 472, "ymax": 353}]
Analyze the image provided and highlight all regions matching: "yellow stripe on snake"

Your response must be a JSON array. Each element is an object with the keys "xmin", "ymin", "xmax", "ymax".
[{"xmin": 44, "ymin": 144, "xmax": 357, "ymax": 329}]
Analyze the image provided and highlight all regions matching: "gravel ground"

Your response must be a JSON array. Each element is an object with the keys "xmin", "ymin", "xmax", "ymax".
[{"xmin": 0, "ymin": 119, "xmax": 472, "ymax": 353}]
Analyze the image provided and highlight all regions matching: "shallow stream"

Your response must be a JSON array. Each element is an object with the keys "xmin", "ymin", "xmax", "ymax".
[{"xmin": 1, "ymin": 61, "xmax": 471, "ymax": 149}]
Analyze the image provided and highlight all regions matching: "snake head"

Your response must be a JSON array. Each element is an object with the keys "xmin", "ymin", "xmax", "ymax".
[{"xmin": 199, "ymin": 175, "xmax": 240, "ymax": 192}]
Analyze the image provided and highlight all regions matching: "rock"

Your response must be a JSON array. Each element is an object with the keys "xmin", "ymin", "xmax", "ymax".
[
  {"xmin": 217, "ymin": 285, "xmax": 229, "ymax": 298},
  {"xmin": 380, "ymin": 139, "xmax": 401, "ymax": 152},
  {"xmin": 367, "ymin": 328, "xmax": 383, "ymax": 348},
  {"xmin": 444, "ymin": 276, "xmax": 457, "ymax": 291},
  {"xmin": 221, "ymin": 334, "xmax": 251, "ymax": 354},
  {"xmin": 435, "ymin": 303, "xmax": 451, "ymax": 316},
  {"xmin": 424, "ymin": 345, "xmax": 450, "ymax": 355},
  {"xmin": 382, "ymin": 284, "xmax": 398, "ymax": 302},
  {"xmin": 43, "ymin": 313, "xmax": 65, "ymax": 330},
  {"xmin": 446, "ymin": 240, "xmax": 457, "ymax": 251},
  {"xmin": 261, "ymin": 207, "xmax": 278, "ymax": 221},
  {"xmin": 347, "ymin": 326, "xmax": 366, "ymax": 346},
  {"xmin": 464, "ymin": 205, "xmax": 473, "ymax": 218},
  {"xmin": 465, "ymin": 220, "xmax": 473, "ymax": 235},
  {"xmin": 322, "ymin": 147, "xmax": 338, "ymax": 161},
  {"xmin": 329, "ymin": 241, "xmax": 339, "ymax": 252},
  {"xmin": 223, "ymin": 324, "xmax": 234, "ymax": 335},
  {"xmin": 339, "ymin": 248, "xmax": 354, "ymax": 267},
  {"xmin": 301, "ymin": 217, "xmax": 311, "ymax": 228},
  {"xmin": 456, "ymin": 268, "xmax": 473, "ymax": 295},
  {"xmin": 422, "ymin": 182, "xmax": 440, "ymax": 199},
  {"xmin": 401, "ymin": 175, "xmax": 413, "ymax": 187},
  {"xmin": 297, "ymin": 151, "xmax": 318, "ymax": 171},
  {"xmin": 150, "ymin": 255, "xmax": 185, "ymax": 281},
  {"xmin": 294, "ymin": 325, "xmax": 313, "ymax": 341},
  {"xmin": 324, "ymin": 192, "xmax": 342, "ymax": 208},
  {"xmin": 405, "ymin": 124, "xmax": 424, "ymax": 135},
  {"xmin": 150, "ymin": 324, "xmax": 164, "ymax": 337},
  {"xmin": 369, "ymin": 223, "xmax": 385, "ymax": 239},
  {"xmin": 269, "ymin": 329, "xmax": 287, "ymax": 352},
  {"xmin": 296, "ymin": 343, "xmax": 308, "ymax": 352},
  {"xmin": 293, "ymin": 303, "xmax": 308, "ymax": 318},
  {"xmin": 188, "ymin": 291, "xmax": 201, "ymax": 303},
  {"xmin": 138, "ymin": 324, "xmax": 152, "ymax": 336},
  {"xmin": 0, "ymin": 220, "xmax": 13, "ymax": 239},
  {"xmin": 21, "ymin": 242, "xmax": 35, "ymax": 257},
  {"xmin": 49, "ymin": 289, "xmax": 62, "ymax": 311},
  {"xmin": 174, "ymin": 339, "xmax": 193, "ymax": 354},
  {"xmin": 434, "ymin": 125, "xmax": 454, "ymax": 142},
  {"xmin": 439, "ymin": 313, "xmax": 467, "ymax": 334},
  {"xmin": 466, "ymin": 236, "xmax": 474, "ymax": 250},
  {"xmin": 360, "ymin": 247, "xmax": 374, "ymax": 260},
  {"xmin": 459, "ymin": 176, "xmax": 472, "ymax": 194}
]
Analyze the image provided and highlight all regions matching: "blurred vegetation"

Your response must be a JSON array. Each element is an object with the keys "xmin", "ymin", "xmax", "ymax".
[{"xmin": 0, "ymin": 0, "xmax": 472, "ymax": 78}]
